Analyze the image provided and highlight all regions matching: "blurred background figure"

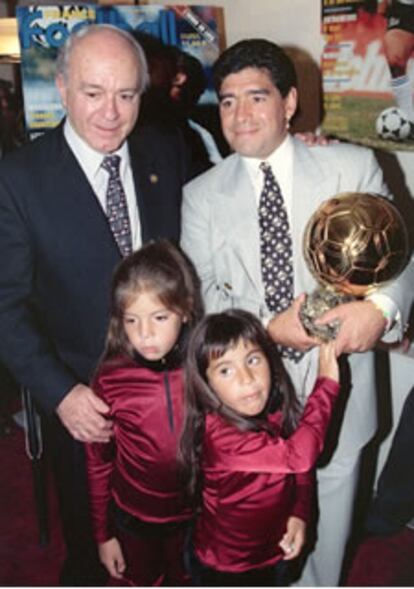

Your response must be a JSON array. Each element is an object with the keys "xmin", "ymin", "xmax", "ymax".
[
  {"xmin": 0, "ymin": 78, "xmax": 25, "ymax": 436},
  {"xmin": 135, "ymin": 33, "xmax": 226, "ymax": 174},
  {"xmin": 0, "ymin": 78, "xmax": 25, "ymax": 156},
  {"xmin": 172, "ymin": 48, "xmax": 224, "ymax": 166}
]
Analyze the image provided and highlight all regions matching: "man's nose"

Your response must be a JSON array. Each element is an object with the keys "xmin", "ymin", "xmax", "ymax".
[
  {"xmin": 102, "ymin": 96, "xmax": 119, "ymax": 119},
  {"xmin": 235, "ymin": 99, "xmax": 250, "ymax": 121}
]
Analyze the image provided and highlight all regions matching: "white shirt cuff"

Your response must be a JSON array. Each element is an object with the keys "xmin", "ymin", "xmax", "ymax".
[{"xmin": 366, "ymin": 292, "xmax": 400, "ymax": 336}]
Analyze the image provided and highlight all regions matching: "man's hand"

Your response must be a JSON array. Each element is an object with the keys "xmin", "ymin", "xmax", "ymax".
[
  {"xmin": 294, "ymin": 131, "xmax": 338, "ymax": 147},
  {"xmin": 267, "ymin": 293, "xmax": 320, "ymax": 351},
  {"xmin": 98, "ymin": 537, "xmax": 126, "ymax": 579},
  {"xmin": 279, "ymin": 516, "xmax": 306, "ymax": 560},
  {"xmin": 56, "ymin": 383, "xmax": 113, "ymax": 443},
  {"xmin": 316, "ymin": 300, "xmax": 386, "ymax": 356}
]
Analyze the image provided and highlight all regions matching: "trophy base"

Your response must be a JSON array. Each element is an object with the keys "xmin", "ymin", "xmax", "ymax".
[{"xmin": 299, "ymin": 288, "xmax": 354, "ymax": 342}]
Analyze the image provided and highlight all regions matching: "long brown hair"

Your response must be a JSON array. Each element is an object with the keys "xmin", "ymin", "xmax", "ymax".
[
  {"xmin": 178, "ymin": 309, "xmax": 301, "ymax": 502},
  {"xmin": 98, "ymin": 239, "xmax": 203, "ymax": 366}
]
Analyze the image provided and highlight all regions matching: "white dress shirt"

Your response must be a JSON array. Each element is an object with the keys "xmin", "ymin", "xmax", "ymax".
[
  {"xmin": 243, "ymin": 134, "xmax": 294, "ymax": 215},
  {"xmin": 63, "ymin": 119, "xmax": 142, "ymax": 251},
  {"xmin": 242, "ymin": 134, "xmax": 398, "ymax": 341}
]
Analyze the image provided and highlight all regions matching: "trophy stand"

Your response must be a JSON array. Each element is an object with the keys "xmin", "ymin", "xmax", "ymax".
[{"xmin": 299, "ymin": 288, "xmax": 354, "ymax": 342}]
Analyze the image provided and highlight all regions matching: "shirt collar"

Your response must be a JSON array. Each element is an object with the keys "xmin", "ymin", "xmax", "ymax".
[
  {"xmin": 242, "ymin": 134, "xmax": 294, "ymax": 190},
  {"xmin": 63, "ymin": 118, "xmax": 130, "ymax": 180}
]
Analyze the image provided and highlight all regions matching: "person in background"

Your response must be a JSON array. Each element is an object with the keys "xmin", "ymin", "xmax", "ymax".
[
  {"xmin": 0, "ymin": 24, "xmax": 192, "ymax": 585},
  {"xmin": 0, "ymin": 79, "xmax": 25, "ymax": 156},
  {"xmin": 0, "ymin": 81, "xmax": 25, "ymax": 436},
  {"xmin": 171, "ymin": 49, "xmax": 225, "ymax": 166},
  {"xmin": 86, "ymin": 240, "xmax": 203, "ymax": 586},
  {"xmin": 179, "ymin": 309, "xmax": 339, "ymax": 586},
  {"xmin": 136, "ymin": 33, "xmax": 224, "ymax": 173},
  {"xmin": 181, "ymin": 38, "xmax": 414, "ymax": 586}
]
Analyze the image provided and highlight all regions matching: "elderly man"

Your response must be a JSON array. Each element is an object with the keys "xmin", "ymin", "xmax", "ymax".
[
  {"xmin": 0, "ymin": 25, "xmax": 192, "ymax": 585},
  {"xmin": 181, "ymin": 38, "xmax": 414, "ymax": 586}
]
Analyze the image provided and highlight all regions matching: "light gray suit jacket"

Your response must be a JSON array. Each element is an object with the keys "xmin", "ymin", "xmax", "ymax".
[{"xmin": 181, "ymin": 137, "xmax": 414, "ymax": 458}]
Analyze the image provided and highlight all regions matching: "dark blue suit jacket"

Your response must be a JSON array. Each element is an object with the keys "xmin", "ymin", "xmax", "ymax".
[{"xmin": 0, "ymin": 122, "xmax": 192, "ymax": 413}]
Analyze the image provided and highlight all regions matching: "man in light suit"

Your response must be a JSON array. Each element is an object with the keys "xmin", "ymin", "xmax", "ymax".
[
  {"xmin": 0, "ymin": 25, "xmax": 193, "ymax": 585},
  {"xmin": 181, "ymin": 39, "xmax": 414, "ymax": 586}
]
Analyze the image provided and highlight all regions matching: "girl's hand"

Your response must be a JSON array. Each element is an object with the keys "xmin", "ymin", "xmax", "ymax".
[
  {"xmin": 278, "ymin": 516, "xmax": 306, "ymax": 560},
  {"xmin": 98, "ymin": 537, "xmax": 126, "ymax": 579},
  {"xmin": 317, "ymin": 340, "xmax": 339, "ymax": 383}
]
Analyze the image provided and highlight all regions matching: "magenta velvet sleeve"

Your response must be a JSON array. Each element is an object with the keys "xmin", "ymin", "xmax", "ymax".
[{"xmin": 205, "ymin": 377, "xmax": 340, "ymax": 474}]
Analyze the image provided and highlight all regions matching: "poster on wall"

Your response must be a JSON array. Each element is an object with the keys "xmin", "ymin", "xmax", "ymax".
[
  {"xmin": 16, "ymin": 4, "xmax": 225, "ymax": 138},
  {"xmin": 321, "ymin": 0, "xmax": 414, "ymax": 152}
]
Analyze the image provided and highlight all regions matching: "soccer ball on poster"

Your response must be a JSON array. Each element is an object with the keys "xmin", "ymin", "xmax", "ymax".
[{"xmin": 375, "ymin": 107, "xmax": 413, "ymax": 142}]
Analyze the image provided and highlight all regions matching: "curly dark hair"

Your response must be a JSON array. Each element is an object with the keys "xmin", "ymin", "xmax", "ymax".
[{"xmin": 213, "ymin": 38, "xmax": 297, "ymax": 98}]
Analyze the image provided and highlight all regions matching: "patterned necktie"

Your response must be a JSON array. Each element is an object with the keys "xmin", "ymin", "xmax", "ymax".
[
  {"xmin": 258, "ymin": 162, "xmax": 302, "ymax": 362},
  {"xmin": 102, "ymin": 155, "xmax": 133, "ymax": 257}
]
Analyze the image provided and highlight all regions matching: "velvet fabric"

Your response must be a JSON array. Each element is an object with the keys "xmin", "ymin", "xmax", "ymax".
[
  {"xmin": 107, "ymin": 515, "xmax": 190, "ymax": 586},
  {"xmin": 194, "ymin": 376, "xmax": 340, "ymax": 573},
  {"xmin": 85, "ymin": 355, "xmax": 191, "ymax": 543}
]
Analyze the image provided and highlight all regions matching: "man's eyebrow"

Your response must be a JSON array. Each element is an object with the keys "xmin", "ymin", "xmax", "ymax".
[
  {"xmin": 218, "ymin": 88, "xmax": 271, "ymax": 100},
  {"xmin": 80, "ymin": 83, "xmax": 138, "ymax": 92},
  {"xmin": 247, "ymin": 88, "xmax": 271, "ymax": 96},
  {"xmin": 80, "ymin": 83, "xmax": 103, "ymax": 91}
]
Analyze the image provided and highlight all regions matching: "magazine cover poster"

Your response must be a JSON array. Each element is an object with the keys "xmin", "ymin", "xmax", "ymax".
[
  {"xmin": 16, "ymin": 4, "xmax": 225, "ymax": 137},
  {"xmin": 321, "ymin": 0, "xmax": 414, "ymax": 151}
]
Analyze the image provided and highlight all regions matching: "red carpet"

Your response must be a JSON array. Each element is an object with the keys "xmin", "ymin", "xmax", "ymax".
[
  {"xmin": 345, "ymin": 527, "xmax": 414, "ymax": 587},
  {"xmin": 0, "ymin": 422, "xmax": 65, "ymax": 586},
  {"xmin": 2, "ymin": 419, "xmax": 414, "ymax": 586}
]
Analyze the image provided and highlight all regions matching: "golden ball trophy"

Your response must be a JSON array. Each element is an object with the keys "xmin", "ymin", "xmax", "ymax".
[{"xmin": 299, "ymin": 192, "xmax": 409, "ymax": 341}]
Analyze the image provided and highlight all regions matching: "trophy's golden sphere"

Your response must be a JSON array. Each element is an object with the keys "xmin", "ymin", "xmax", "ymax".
[{"xmin": 303, "ymin": 192, "xmax": 409, "ymax": 297}]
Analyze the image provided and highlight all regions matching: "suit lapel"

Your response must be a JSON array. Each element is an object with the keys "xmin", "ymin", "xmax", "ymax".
[
  {"xmin": 53, "ymin": 128, "xmax": 122, "ymax": 259},
  {"xmin": 128, "ymin": 128, "xmax": 181, "ymax": 243},
  {"xmin": 291, "ymin": 138, "xmax": 339, "ymax": 294},
  {"xmin": 128, "ymin": 135, "xmax": 151, "ymax": 241},
  {"xmin": 215, "ymin": 155, "xmax": 264, "ymax": 296}
]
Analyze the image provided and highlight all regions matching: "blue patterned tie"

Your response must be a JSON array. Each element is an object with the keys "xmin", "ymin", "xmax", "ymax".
[
  {"xmin": 102, "ymin": 155, "xmax": 133, "ymax": 257},
  {"xmin": 259, "ymin": 162, "xmax": 302, "ymax": 362}
]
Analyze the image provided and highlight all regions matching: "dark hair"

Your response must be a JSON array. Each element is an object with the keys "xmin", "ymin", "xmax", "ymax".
[
  {"xmin": 174, "ymin": 49, "xmax": 207, "ymax": 108},
  {"xmin": 101, "ymin": 239, "xmax": 203, "ymax": 362},
  {"xmin": 213, "ymin": 38, "xmax": 297, "ymax": 98},
  {"xmin": 179, "ymin": 309, "xmax": 300, "ymax": 501}
]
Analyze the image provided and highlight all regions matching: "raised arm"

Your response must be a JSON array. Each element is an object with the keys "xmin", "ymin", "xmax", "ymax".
[{"xmin": 207, "ymin": 375, "xmax": 340, "ymax": 474}]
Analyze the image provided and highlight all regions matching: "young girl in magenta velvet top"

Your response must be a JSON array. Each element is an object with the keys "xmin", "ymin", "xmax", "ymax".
[
  {"xmin": 180, "ymin": 309, "xmax": 340, "ymax": 586},
  {"xmin": 85, "ymin": 240, "xmax": 203, "ymax": 586}
]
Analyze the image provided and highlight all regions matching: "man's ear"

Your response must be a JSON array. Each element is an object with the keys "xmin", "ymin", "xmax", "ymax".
[
  {"xmin": 55, "ymin": 74, "xmax": 67, "ymax": 109},
  {"xmin": 284, "ymin": 87, "xmax": 298, "ymax": 123}
]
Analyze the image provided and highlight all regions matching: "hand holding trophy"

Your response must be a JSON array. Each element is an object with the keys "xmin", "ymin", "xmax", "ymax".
[{"xmin": 299, "ymin": 192, "xmax": 409, "ymax": 342}]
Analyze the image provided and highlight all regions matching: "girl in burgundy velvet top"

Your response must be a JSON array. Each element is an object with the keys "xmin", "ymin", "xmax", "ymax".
[
  {"xmin": 179, "ymin": 309, "xmax": 340, "ymax": 586},
  {"xmin": 85, "ymin": 240, "xmax": 203, "ymax": 586}
]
